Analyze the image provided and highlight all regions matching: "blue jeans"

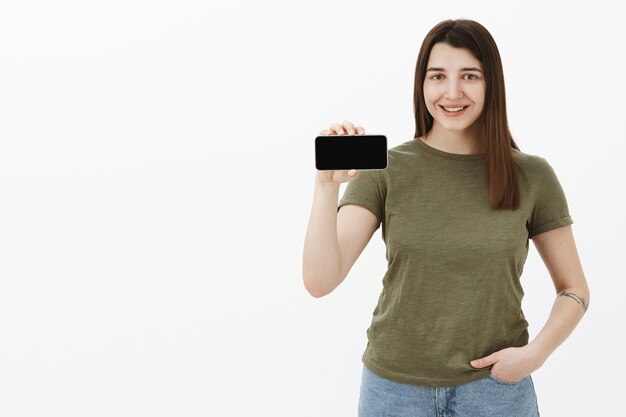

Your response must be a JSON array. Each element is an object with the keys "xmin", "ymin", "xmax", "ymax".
[{"xmin": 358, "ymin": 364, "xmax": 540, "ymax": 417}]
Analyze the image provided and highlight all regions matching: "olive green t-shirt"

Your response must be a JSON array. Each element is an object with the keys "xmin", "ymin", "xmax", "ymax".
[{"xmin": 337, "ymin": 137, "xmax": 573, "ymax": 387}]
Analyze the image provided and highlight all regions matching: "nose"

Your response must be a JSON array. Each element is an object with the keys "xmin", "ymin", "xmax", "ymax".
[{"xmin": 445, "ymin": 79, "xmax": 463, "ymax": 100}]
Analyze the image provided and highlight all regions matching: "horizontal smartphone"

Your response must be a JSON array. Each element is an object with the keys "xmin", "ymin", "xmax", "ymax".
[{"xmin": 315, "ymin": 134, "xmax": 388, "ymax": 171}]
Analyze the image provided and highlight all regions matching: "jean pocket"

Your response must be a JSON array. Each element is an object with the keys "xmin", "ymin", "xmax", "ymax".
[{"xmin": 488, "ymin": 373, "xmax": 527, "ymax": 386}]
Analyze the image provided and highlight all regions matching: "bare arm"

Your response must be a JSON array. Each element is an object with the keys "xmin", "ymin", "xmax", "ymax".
[
  {"xmin": 302, "ymin": 121, "xmax": 379, "ymax": 298},
  {"xmin": 302, "ymin": 178, "xmax": 379, "ymax": 297},
  {"xmin": 526, "ymin": 225, "xmax": 590, "ymax": 362}
]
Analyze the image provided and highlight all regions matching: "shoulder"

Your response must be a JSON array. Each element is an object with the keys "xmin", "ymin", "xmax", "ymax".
[
  {"xmin": 389, "ymin": 138, "xmax": 418, "ymax": 153},
  {"xmin": 385, "ymin": 138, "xmax": 420, "ymax": 168},
  {"xmin": 511, "ymin": 147, "xmax": 551, "ymax": 183},
  {"xmin": 512, "ymin": 147, "xmax": 548, "ymax": 168}
]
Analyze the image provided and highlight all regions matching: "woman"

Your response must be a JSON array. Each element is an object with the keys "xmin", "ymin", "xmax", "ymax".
[{"xmin": 302, "ymin": 19, "xmax": 589, "ymax": 417}]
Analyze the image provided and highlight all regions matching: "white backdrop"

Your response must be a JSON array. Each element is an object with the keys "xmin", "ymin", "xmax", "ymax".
[{"xmin": 0, "ymin": 0, "xmax": 623, "ymax": 416}]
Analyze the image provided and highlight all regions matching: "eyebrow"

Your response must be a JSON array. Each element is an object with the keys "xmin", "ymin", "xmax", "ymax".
[{"xmin": 427, "ymin": 67, "xmax": 482, "ymax": 72}]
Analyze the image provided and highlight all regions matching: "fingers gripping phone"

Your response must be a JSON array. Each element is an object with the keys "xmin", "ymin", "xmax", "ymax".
[{"xmin": 315, "ymin": 134, "xmax": 388, "ymax": 171}]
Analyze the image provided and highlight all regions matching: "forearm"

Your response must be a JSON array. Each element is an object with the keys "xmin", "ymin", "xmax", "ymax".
[
  {"xmin": 527, "ymin": 286, "xmax": 590, "ymax": 364},
  {"xmin": 302, "ymin": 179, "xmax": 342, "ymax": 295}
]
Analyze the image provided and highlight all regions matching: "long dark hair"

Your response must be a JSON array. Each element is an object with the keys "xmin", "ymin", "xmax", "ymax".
[{"xmin": 413, "ymin": 19, "xmax": 520, "ymax": 210}]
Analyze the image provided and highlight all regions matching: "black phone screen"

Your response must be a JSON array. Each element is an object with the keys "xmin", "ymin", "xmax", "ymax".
[{"xmin": 315, "ymin": 135, "xmax": 387, "ymax": 170}]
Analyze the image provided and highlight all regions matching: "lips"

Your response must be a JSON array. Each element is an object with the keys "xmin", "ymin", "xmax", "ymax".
[
  {"xmin": 439, "ymin": 105, "xmax": 469, "ymax": 115},
  {"xmin": 440, "ymin": 105, "xmax": 469, "ymax": 111}
]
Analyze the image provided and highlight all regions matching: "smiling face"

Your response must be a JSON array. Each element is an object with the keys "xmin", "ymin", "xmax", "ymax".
[{"xmin": 423, "ymin": 42, "xmax": 486, "ymax": 136}]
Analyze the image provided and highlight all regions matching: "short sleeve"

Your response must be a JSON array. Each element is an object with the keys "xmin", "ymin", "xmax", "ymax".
[
  {"xmin": 528, "ymin": 159, "xmax": 574, "ymax": 239},
  {"xmin": 337, "ymin": 170, "xmax": 384, "ymax": 225}
]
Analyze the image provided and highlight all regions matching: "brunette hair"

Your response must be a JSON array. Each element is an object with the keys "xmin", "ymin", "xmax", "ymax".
[{"xmin": 413, "ymin": 19, "xmax": 520, "ymax": 210}]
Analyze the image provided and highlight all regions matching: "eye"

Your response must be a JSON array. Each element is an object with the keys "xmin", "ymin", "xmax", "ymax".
[
  {"xmin": 465, "ymin": 74, "xmax": 479, "ymax": 80},
  {"xmin": 430, "ymin": 74, "xmax": 444, "ymax": 80}
]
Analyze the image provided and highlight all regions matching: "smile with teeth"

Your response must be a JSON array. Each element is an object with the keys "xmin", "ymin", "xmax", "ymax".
[{"xmin": 441, "ymin": 105, "xmax": 469, "ymax": 112}]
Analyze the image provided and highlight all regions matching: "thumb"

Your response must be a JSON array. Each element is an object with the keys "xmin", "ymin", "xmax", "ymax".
[
  {"xmin": 470, "ymin": 353, "xmax": 498, "ymax": 368},
  {"xmin": 347, "ymin": 169, "xmax": 359, "ymax": 179}
]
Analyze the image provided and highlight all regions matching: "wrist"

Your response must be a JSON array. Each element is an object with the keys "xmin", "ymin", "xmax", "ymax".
[
  {"xmin": 524, "ymin": 341, "xmax": 550, "ymax": 368},
  {"xmin": 315, "ymin": 177, "xmax": 340, "ymax": 193}
]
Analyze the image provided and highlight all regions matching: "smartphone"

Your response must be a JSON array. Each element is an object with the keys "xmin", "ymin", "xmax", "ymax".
[{"xmin": 315, "ymin": 134, "xmax": 388, "ymax": 171}]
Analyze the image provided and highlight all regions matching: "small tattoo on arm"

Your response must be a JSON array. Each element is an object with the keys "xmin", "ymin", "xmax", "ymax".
[{"xmin": 558, "ymin": 291, "xmax": 588, "ymax": 313}]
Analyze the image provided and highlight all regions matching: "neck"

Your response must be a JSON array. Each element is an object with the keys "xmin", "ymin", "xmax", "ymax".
[{"xmin": 422, "ymin": 123, "xmax": 484, "ymax": 155}]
